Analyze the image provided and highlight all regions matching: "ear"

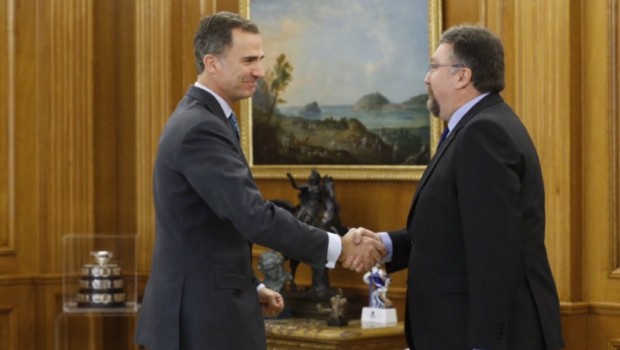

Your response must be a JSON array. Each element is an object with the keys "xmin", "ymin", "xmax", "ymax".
[
  {"xmin": 203, "ymin": 54, "xmax": 218, "ymax": 73},
  {"xmin": 455, "ymin": 67, "xmax": 473, "ymax": 89}
]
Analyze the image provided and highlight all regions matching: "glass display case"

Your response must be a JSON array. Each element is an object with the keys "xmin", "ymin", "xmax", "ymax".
[{"xmin": 61, "ymin": 234, "xmax": 138, "ymax": 313}]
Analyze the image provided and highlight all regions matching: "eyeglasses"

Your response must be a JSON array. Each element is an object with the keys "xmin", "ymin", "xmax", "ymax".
[{"xmin": 428, "ymin": 63, "xmax": 467, "ymax": 73}]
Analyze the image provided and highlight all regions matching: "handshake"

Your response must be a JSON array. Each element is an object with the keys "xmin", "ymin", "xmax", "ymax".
[{"xmin": 338, "ymin": 227, "xmax": 386, "ymax": 273}]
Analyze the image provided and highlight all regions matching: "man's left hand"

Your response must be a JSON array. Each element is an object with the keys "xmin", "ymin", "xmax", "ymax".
[{"xmin": 258, "ymin": 287, "xmax": 284, "ymax": 317}]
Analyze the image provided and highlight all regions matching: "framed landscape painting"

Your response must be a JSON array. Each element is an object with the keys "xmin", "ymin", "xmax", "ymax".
[{"xmin": 239, "ymin": 0, "xmax": 442, "ymax": 180}]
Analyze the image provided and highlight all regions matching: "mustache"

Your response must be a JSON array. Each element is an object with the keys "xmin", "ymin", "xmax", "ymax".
[{"xmin": 426, "ymin": 86, "xmax": 440, "ymax": 117}]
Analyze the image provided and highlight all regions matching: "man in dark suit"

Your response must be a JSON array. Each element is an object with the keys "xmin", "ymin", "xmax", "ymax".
[
  {"xmin": 134, "ymin": 12, "xmax": 384, "ymax": 350},
  {"xmin": 346, "ymin": 25, "xmax": 564, "ymax": 350}
]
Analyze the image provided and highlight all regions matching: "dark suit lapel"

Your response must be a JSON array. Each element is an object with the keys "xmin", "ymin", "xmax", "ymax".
[
  {"xmin": 185, "ymin": 85, "xmax": 245, "ymax": 151},
  {"xmin": 406, "ymin": 93, "xmax": 505, "ymax": 228},
  {"xmin": 186, "ymin": 85, "xmax": 227, "ymax": 121}
]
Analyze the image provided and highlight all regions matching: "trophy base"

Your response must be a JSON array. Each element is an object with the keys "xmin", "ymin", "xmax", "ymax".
[
  {"xmin": 361, "ymin": 307, "xmax": 398, "ymax": 328},
  {"xmin": 77, "ymin": 301, "xmax": 126, "ymax": 308}
]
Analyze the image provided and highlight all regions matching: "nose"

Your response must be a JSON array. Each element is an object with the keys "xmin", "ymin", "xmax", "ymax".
[
  {"xmin": 253, "ymin": 62, "xmax": 265, "ymax": 78},
  {"xmin": 424, "ymin": 71, "xmax": 430, "ymax": 84}
]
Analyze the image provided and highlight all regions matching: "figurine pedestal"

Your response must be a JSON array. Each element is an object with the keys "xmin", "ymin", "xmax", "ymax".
[
  {"xmin": 361, "ymin": 307, "xmax": 398, "ymax": 328},
  {"xmin": 265, "ymin": 318, "xmax": 405, "ymax": 350},
  {"xmin": 282, "ymin": 289, "xmax": 363, "ymax": 320}
]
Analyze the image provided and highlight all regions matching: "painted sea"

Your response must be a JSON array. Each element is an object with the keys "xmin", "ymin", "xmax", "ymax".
[
  {"xmin": 252, "ymin": 102, "xmax": 431, "ymax": 165},
  {"xmin": 279, "ymin": 105, "xmax": 430, "ymax": 131}
]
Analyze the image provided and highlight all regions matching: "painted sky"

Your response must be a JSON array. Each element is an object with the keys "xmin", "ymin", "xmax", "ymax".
[{"xmin": 251, "ymin": 0, "xmax": 430, "ymax": 107}]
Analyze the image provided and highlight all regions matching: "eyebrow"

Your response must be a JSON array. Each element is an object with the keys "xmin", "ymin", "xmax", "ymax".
[{"xmin": 243, "ymin": 54, "xmax": 265, "ymax": 62}]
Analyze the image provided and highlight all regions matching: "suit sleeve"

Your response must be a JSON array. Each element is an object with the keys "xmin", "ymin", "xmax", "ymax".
[
  {"xmin": 177, "ymin": 118, "xmax": 330, "ymax": 268},
  {"xmin": 385, "ymin": 229, "xmax": 410, "ymax": 273},
  {"xmin": 455, "ymin": 118, "xmax": 523, "ymax": 346}
]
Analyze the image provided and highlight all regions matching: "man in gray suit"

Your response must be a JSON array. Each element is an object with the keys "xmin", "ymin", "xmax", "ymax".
[{"xmin": 134, "ymin": 12, "xmax": 384, "ymax": 350}]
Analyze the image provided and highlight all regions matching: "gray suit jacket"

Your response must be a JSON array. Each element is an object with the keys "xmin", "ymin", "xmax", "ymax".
[
  {"xmin": 135, "ymin": 86, "xmax": 330, "ymax": 350},
  {"xmin": 387, "ymin": 93, "xmax": 564, "ymax": 350}
]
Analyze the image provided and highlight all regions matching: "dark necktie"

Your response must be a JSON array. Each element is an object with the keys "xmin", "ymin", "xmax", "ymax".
[
  {"xmin": 437, "ymin": 126, "xmax": 449, "ymax": 150},
  {"xmin": 229, "ymin": 112, "xmax": 240, "ymax": 140}
]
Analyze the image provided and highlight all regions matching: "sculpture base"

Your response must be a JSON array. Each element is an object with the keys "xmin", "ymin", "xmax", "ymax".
[
  {"xmin": 282, "ymin": 288, "xmax": 362, "ymax": 320},
  {"xmin": 327, "ymin": 316, "xmax": 348, "ymax": 327},
  {"xmin": 361, "ymin": 307, "xmax": 398, "ymax": 328}
]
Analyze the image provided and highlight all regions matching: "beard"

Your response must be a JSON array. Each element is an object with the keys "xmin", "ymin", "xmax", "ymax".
[{"xmin": 427, "ymin": 86, "xmax": 440, "ymax": 117}]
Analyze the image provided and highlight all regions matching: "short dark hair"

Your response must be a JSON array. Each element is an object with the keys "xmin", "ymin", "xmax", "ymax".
[
  {"xmin": 193, "ymin": 12, "xmax": 260, "ymax": 74},
  {"xmin": 439, "ymin": 25, "xmax": 505, "ymax": 93}
]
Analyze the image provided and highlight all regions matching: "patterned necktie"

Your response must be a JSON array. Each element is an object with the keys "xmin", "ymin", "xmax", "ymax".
[
  {"xmin": 437, "ymin": 126, "xmax": 449, "ymax": 150},
  {"xmin": 229, "ymin": 112, "xmax": 240, "ymax": 140}
]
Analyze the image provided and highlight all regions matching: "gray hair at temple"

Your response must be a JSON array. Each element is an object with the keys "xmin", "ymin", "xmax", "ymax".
[
  {"xmin": 193, "ymin": 11, "xmax": 260, "ymax": 74},
  {"xmin": 439, "ymin": 25, "xmax": 505, "ymax": 93}
]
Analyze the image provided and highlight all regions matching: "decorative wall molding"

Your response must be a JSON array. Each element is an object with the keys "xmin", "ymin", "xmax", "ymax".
[
  {"xmin": 0, "ymin": 304, "xmax": 16, "ymax": 350},
  {"xmin": 559, "ymin": 301, "xmax": 591, "ymax": 315},
  {"xmin": 590, "ymin": 302, "xmax": 620, "ymax": 316},
  {"xmin": 0, "ymin": 0, "xmax": 16, "ymax": 256},
  {"xmin": 610, "ymin": 0, "xmax": 620, "ymax": 277}
]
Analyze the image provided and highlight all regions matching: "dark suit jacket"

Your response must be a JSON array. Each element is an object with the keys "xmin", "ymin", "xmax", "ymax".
[
  {"xmin": 135, "ymin": 86, "xmax": 330, "ymax": 350},
  {"xmin": 387, "ymin": 93, "xmax": 564, "ymax": 350}
]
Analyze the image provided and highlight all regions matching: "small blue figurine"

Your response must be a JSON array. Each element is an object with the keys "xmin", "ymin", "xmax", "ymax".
[{"xmin": 363, "ymin": 265, "xmax": 393, "ymax": 309}]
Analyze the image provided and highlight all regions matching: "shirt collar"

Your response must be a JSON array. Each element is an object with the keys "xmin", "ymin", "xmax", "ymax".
[
  {"xmin": 446, "ymin": 92, "xmax": 490, "ymax": 134},
  {"xmin": 193, "ymin": 82, "xmax": 233, "ymax": 119}
]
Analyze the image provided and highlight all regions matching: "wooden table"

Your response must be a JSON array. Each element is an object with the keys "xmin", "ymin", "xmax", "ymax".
[{"xmin": 265, "ymin": 318, "xmax": 407, "ymax": 350}]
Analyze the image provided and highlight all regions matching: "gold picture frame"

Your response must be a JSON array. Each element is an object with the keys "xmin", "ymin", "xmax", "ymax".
[{"xmin": 239, "ymin": 0, "xmax": 442, "ymax": 180}]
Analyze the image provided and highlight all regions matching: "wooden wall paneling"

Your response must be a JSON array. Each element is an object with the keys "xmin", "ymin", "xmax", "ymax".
[
  {"xmin": 93, "ymin": 0, "xmax": 138, "ymax": 236},
  {"xmin": 0, "ymin": 278, "xmax": 36, "ymax": 350},
  {"xmin": 216, "ymin": 0, "xmax": 239, "ymax": 13},
  {"xmin": 558, "ymin": 302, "xmax": 589, "ymax": 350},
  {"xmin": 114, "ymin": 0, "xmax": 138, "ymax": 237},
  {"xmin": 135, "ymin": 0, "xmax": 171, "ymax": 272},
  {"xmin": 582, "ymin": 0, "xmax": 607, "ymax": 303},
  {"xmin": 1, "ymin": 0, "xmax": 40, "ymax": 275},
  {"xmin": 135, "ymin": 0, "xmax": 210, "ymax": 271},
  {"xmin": 442, "ymin": 0, "xmax": 482, "ymax": 29},
  {"xmin": 33, "ymin": 276, "xmax": 62, "ymax": 350},
  {"xmin": 0, "ymin": 302, "xmax": 18, "ymax": 350},
  {"xmin": 170, "ymin": 0, "xmax": 206, "ymax": 103},
  {"xmin": 10, "ymin": 0, "xmax": 40, "ymax": 276},
  {"xmin": 91, "ymin": 0, "xmax": 139, "ymax": 283},
  {"xmin": 36, "ymin": 0, "xmax": 96, "ymax": 274},
  {"xmin": 32, "ymin": 276, "xmax": 123, "ymax": 350},
  {"xmin": 0, "ymin": 306, "xmax": 11, "ymax": 350},
  {"xmin": 510, "ymin": 0, "xmax": 581, "ymax": 301},
  {"xmin": 583, "ymin": 0, "xmax": 620, "ymax": 302},
  {"xmin": 93, "ymin": 0, "xmax": 119, "ymax": 235},
  {"xmin": 0, "ymin": 0, "xmax": 12, "ymax": 257},
  {"xmin": 610, "ymin": 0, "xmax": 620, "ymax": 279},
  {"xmin": 0, "ymin": 292, "xmax": 19, "ymax": 349},
  {"xmin": 479, "ymin": 0, "xmax": 516, "ymax": 107},
  {"xmin": 589, "ymin": 303, "xmax": 620, "ymax": 350}
]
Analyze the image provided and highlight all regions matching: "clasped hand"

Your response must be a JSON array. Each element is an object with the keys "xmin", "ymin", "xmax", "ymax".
[{"xmin": 339, "ymin": 227, "xmax": 386, "ymax": 273}]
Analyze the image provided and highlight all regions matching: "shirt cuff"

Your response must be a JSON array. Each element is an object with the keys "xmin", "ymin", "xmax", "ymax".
[
  {"xmin": 256, "ymin": 283, "xmax": 266, "ymax": 292},
  {"xmin": 325, "ymin": 232, "xmax": 342, "ymax": 269},
  {"xmin": 379, "ymin": 232, "xmax": 393, "ymax": 263}
]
